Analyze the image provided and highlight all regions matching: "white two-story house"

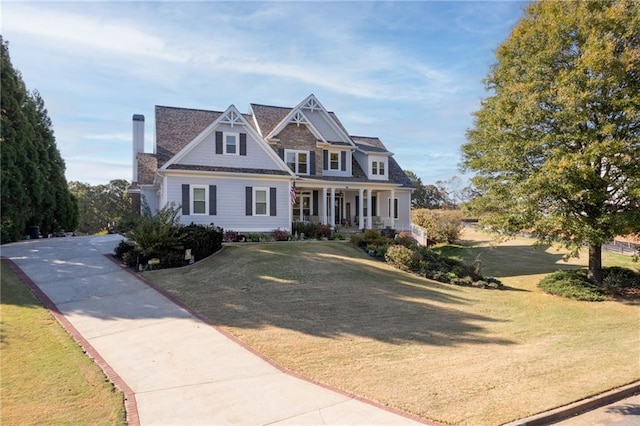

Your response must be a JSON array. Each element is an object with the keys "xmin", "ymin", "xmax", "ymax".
[{"xmin": 130, "ymin": 94, "xmax": 413, "ymax": 233}]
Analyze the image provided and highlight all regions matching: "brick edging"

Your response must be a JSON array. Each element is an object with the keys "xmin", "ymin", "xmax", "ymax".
[
  {"xmin": 2, "ymin": 257, "xmax": 140, "ymax": 426},
  {"xmin": 105, "ymin": 254, "xmax": 441, "ymax": 426}
]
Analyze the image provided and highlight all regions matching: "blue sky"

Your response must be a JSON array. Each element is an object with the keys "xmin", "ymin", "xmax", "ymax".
[{"xmin": 3, "ymin": 1, "xmax": 527, "ymax": 186}]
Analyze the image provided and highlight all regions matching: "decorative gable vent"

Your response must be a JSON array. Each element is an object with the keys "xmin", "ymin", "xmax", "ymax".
[
  {"xmin": 292, "ymin": 110, "xmax": 309, "ymax": 126},
  {"xmin": 220, "ymin": 108, "xmax": 243, "ymax": 127},
  {"xmin": 302, "ymin": 97, "xmax": 321, "ymax": 112}
]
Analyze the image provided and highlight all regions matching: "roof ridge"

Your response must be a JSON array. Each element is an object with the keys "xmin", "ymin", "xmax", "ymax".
[
  {"xmin": 155, "ymin": 105, "xmax": 224, "ymax": 114},
  {"xmin": 250, "ymin": 103, "xmax": 292, "ymax": 110}
]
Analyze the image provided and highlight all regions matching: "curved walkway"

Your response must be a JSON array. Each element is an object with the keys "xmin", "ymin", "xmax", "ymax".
[{"xmin": 1, "ymin": 235, "xmax": 429, "ymax": 425}]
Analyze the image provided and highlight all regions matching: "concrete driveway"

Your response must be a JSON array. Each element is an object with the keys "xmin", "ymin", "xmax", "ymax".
[{"xmin": 1, "ymin": 235, "xmax": 429, "ymax": 425}]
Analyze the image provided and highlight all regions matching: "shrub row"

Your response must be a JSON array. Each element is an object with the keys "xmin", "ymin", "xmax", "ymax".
[
  {"xmin": 350, "ymin": 229, "xmax": 502, "ymax": 289},
  {"xmin": 115, "ymin": 223, "xmax": 223, "ymax": 270}
]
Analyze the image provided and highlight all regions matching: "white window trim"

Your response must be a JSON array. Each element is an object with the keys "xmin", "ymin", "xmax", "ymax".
[
  {"xmin": 329, "ymin": 151, "xmax": 340, "ymax": 171},
  {"xmin": 285, "ymin": 149, "xmax": 310, "ymax": 175},
  {"xmin": 370, "ymin": 159, "xmax": 387, "ymax": 178},
  {"xmin": 191, "ymin": 185, "xmax": 208, "ymax": 215},
  {"xmin": 224, "ymin": 132, "xmax": 239, "ymax": 155},
  {"xmin": 253, "ymin": 187, "xmax": 269, "ymax": 216}
]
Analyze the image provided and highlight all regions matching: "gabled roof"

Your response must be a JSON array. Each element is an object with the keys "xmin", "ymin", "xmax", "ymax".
[
  {"xmin": 252, "ymin": 95, "xmax": 355, "ymax": 147},
  {"xmin": 160, "ymin": 104, "xmax": 292, "ymax": 175}
]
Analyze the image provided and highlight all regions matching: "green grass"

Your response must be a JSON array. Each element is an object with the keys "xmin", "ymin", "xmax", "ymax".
[
  {"xmin": 144, "ymin": 235, "xmax": 640, "ymax": 426},
  {"xmin": 1, "ymin": 260, "xmax": 126, "ymax": 425}
]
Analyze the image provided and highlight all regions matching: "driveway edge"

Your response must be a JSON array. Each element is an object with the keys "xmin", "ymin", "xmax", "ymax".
[
  {"xmin": 2, "ymin": 257, "xmax": 140, "ymax": 426},
  {"xmin": 502, "ymin": 381, "xmax": 640, "ymax": 425}
]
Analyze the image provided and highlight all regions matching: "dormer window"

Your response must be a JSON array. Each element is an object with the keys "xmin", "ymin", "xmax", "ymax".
[
  {"xmin": 329, "ymin": 152, "xmax": 340, "ymax": 170},
  {"xmin": 372, "ymin": 160, "xmax": 385, "ymax": 176}
]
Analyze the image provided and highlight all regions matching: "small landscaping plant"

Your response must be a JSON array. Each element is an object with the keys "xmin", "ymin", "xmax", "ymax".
[
  {"xmin": 272, "ymin": 229, "xmax": 290, "ymax": 241},
  {"xmin": 350, "ymin": 229, "xmax": 502, "ymax": 289}
]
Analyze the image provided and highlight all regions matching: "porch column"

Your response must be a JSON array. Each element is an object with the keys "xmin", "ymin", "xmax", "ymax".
[
  {"xmin": 358, "ymin": 188, "xmax": 364, "ymax": 229},
  {"xmin": 322, "ymin": 187, "xmax": 328, "ymax": 225},
  {"xmin": 330, "ymin": 187, "xmax": 336, "ymax": 227},
  {"xmin": 366, "ymin": 189, "xmax": 372, "ymax": 230},
  {"xmin": 390, "ymin": 188, "xmax": 396, "ymax": 229}
]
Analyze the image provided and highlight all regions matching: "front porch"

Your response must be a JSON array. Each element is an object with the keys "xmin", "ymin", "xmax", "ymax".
[{"xmin": 291, "ymin": 185, "xmax": 404, "ymax": 231}]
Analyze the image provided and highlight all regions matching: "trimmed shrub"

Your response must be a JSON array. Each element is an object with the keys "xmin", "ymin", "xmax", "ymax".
[
  {"xmin": 385, "ymin": 245, "xmax": 420, "ymax": 271},
  {"xmin": 538, "ymin": 270, "xmax": 608, "ymax": 301}
]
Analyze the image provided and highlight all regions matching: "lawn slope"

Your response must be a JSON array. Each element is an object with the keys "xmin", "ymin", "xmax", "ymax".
[{"xmin": 145, "ymin": 237, "xmax": 640, "ymax": 426}]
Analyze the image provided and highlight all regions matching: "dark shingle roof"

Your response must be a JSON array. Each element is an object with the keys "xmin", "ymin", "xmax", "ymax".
[
  {"xmin": 166, "ymin": 164, "xmax": 290, "ymax": 176},
  {"xmin": 351, "ymin": 136, "xmax": 389, "ymax": 153},
  {"xmin": 250, "ymin": 103, "xmax": 291, "ymax": 137},
  {"xmin": 155, "ymin": 106, "xmax": 222, "ymax": 167}
]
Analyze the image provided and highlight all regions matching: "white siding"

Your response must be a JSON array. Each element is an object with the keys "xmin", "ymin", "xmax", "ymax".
[
  {"xmin": 163, "ymin": 174, "xmax": 291, "ymax": 232},
  {"xmin": 177, "ymin": 123, "xmax": 283, "ymax": 171}
]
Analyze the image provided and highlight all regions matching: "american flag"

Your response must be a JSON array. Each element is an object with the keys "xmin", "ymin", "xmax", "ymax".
[{"xmin": 290, "ymin": 182, "xmax": 297, "ymax": 205}]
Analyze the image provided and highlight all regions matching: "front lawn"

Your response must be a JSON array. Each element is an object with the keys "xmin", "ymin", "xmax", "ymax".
[
  {"xmin": 144, "ymin": 232, "xmax": 640, "ymax": 426},
  {"xmin": 1, "ymin": 260, "xmax": 126, "ymax": 426}
]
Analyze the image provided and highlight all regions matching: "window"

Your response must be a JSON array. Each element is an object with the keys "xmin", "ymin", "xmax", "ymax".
[
  {"xmin": 192, "ymin": 186, "xmax": 207, "ymax": 215},
  {"xmin": 329, "ymin": 152, "xmax": 340, "ymax": 170},
  {"xmin": 285, "ymin": 150, "xmax": 309, "ymax": 175},
  {"xmin": 372, "ymin": 161, "xmax": 385, "ymax": 176},
  {"xmin": 224, "ymin": 132, "xmax": 238, "ymax": 155},
  {"xmin": 254, "ymin": 188, "xmax": 268, "ymax": 216}
]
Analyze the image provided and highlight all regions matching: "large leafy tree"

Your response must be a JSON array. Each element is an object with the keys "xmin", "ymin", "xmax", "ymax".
[
  {"xmin": 405, "ymin": 171, "xmax": 447, "ymax": 209},
  {"xmin": 1, "ymin": 37, "xmax": 78, "ymax": 242},
  {"xmin": 69, "ymin": 180, "xmax": 133, "ymax": 234},
  {"xmin": 461, "ymin": 0, "xmax": 640, "ymax": 284}
]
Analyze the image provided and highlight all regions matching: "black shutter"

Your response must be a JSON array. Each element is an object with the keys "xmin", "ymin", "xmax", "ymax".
[
  {"xmin": 323, "ymin": 150, "xmax": 328, "ymax": 170},
  {"xmin": 245, "ymin": 187, "xmax": 252, "ymax": 216},
  {"xmin": 182, "ymin": 184, "xmax": 190, "ymax": 215},
  {"xmin": 355, "ymin": 196, "xmax": 359, "ymax": 217},
  {"xmin": 270, "ymin": 187, "xmax": 277, "ymax": 216},
  {"xmin": 239, "ymin": 133, "xmax": 247, "ymax": 156},
  {"xmin": 278, "ymin": 148, "xmax": 284, "ymax": 160},
  {"xmin": 209, "ymin": 185, "xmax": 216, "ymax": 215},
  {"xmin": 341, "ymin": 151, "xmax": 347, "ymax": 171},
  {"xmin": 394, "ymin": 198, "xmax": 399, "ymax": 219},
  {"xmin": 215, "ymin": 131, "xmax": 223, "ymax": 154},
  {"xmin": 312, "ymin": 191, "xmax": 319, "ymax": 216},
  {"xmin": 372, "ymin": 196, "xmax": 377, "ymax": 216},
  {"xmin": 309, "ymin": 151, "xmax": 316, "ymax": 175}
]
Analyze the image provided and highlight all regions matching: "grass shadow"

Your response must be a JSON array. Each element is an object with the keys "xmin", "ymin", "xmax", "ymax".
[{"xmin": 147, "ymin": 242, "xmax": 515, "ymax": 347}]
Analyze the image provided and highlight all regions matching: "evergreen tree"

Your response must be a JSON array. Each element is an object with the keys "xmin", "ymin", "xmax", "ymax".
[{"xmin": 0, "ymin": 37, "xmax": 78, "ymax": 243}]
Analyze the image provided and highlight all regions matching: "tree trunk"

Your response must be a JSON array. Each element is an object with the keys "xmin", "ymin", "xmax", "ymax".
[{"xmin": 587, "ymin": 244, "xmax": 603, "ymax": 285}]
